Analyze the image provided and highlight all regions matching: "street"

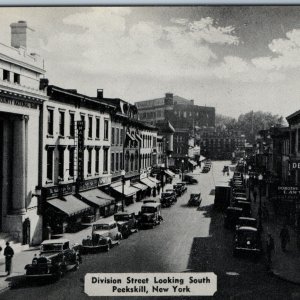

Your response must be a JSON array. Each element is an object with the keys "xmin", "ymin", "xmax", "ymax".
[{"xmin": 1, "ymin": 161, "xmax": 300, "ymax": 300}]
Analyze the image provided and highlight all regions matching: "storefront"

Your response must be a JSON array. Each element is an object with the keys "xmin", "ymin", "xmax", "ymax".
[
  {"xmin": 131, "ymin": 182, "xmax": 148, "ymax": 201},
  {"xmin": 110, "ymin": 180, "xmax": 140, "ymax": 206}
]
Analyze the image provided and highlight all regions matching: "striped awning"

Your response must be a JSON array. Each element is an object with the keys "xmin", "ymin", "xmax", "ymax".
[{"xmin": 79, "ymin": 189, "xmax": 115, "ymax": 207}]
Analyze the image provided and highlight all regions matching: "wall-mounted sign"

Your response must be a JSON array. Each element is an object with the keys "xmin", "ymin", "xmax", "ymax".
[
  {"xmin": 277, "ymin": 186, "xmax": 300, "ymax": 196},
  {"xmin": 44, "ymin": 183, "xmax": 75, "ymax": 199},
  {"xmin": 77, "ymin": 121, "xmax": 85, "ymax": 182},
  {"xmin": 289, "ymin": 161, "xmax": 300, "ymax": 170},
  {"xmin": 0, "ymin": 96, "xmax": 39, "ymax": 109}
]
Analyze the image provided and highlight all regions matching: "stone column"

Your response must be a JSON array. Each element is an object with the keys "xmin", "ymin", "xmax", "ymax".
[{"xmin": 12, "ymin": 115, "xmax": 28, "ymax": 214}]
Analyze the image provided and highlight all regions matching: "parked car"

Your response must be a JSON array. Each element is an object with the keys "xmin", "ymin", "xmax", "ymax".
[
  {"xmin": 236, "ymin": 217, "xmax": 257, "ymax": 230},
  {"xmin": 233, "ymin": 226, "xmax": 262, "ymax": 257},
  {"xmin": 224, "ymin": 207, "xmax": 243, "ymax": 229},
  {"xmin": 25, "ymin": 239, "xmax": 81, "ymax": 280},
  {"xmin": 188, "ymin": 193, "xmax": 202, "ymax": 207},
  {"xmin": 139, "ymin": 200, "xmax": 163, "ymax": 228},
  {"xmin": 165, "ymin": 189, "xmax": 177, "ymax": 202},
  {"xmin": 160, "ymin": 192, "xmax": 174, "ymax": 208},
  {"xmin": 175, "ymin": 182, "xmax": 187, "ymax": 193},
  {"xmin": 114, "ymin": 211, "xmax": 138, "ymax": 238},
  {"xmin": 183, "ymin": 174, "xmax": 198, "ymax": 184},
  {"xmin": 81, "ymin": 220, "xmax": 122, "ymax": 253},
  {"xmin": 233, "ymin": 200, "xmax": 252, "ymax": 217},
  {"xmin": 173, "ymin": 184, "xmax": 183, "ymax": 196}
]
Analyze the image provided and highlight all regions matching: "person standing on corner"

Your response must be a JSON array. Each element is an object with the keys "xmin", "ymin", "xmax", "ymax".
[{"xmin": 4, "ymin": 241, "xmax": 14, "ymax": 276}]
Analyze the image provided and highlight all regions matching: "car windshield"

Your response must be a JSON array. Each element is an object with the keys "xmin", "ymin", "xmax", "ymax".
[
  {"xmin": 114, "ymin": 215, "xmax": 130, "ymax": 221},
  {"xmin": 93, "ymin": 224, "xmax": 110, "ymax": 231},
  {"xmin": 41, "ymin": 243, "xmax": 63, "ymax": 252},
  {"xmin": 141, "ymin": 206, "xmax": 156, "ymax": 213}
]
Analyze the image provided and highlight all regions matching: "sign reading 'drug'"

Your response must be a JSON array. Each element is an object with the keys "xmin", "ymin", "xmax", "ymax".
[{"xmin": 85, "ymin": 273, "xmax": 217, "ymax": 296}]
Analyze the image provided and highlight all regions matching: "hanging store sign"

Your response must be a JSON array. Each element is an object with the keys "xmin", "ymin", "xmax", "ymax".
[{"xmin": 77, "ymin": 121, "xmax": 85, "ymax": 182}]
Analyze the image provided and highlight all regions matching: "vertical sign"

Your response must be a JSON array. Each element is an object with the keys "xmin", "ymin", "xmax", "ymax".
[{"xmin": 77, "ymin": 121, "xmax": 85, "ymax": 182}]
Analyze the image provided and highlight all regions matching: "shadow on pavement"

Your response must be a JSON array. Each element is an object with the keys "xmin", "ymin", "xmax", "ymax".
[{"xmin": 8, "ymin": 275, "xmax": 56, "ymax": 289}]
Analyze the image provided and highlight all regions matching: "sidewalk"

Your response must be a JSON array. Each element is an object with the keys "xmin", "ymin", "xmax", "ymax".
[
  {"xmin": 250, "ymin": 186, "xmax": 300, "ymax": 284},
  {"xmin": 0, "ymin": 175, "xmax": 181, "ymax": 293}
]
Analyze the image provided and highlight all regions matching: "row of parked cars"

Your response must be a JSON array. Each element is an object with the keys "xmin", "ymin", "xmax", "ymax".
[
  {"xmin": 224, "ymin": 171, "xmax": 262, "ymax": 258},
  {"xmin": 24, "ymin": 199, "xmax": 165, "ymax": 281},
  {"xmin": 202, "ymin": 160, "xmax": 212, "ymax": 173}
]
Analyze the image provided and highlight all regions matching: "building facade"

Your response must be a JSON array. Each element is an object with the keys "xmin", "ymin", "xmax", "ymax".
[{"xmin": 0, "ymin": 21, "xmax": 48, "ymax": 244}]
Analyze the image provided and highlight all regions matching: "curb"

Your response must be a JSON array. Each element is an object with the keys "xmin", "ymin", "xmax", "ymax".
[{"xmin": 271, "ymin": 269, "xmax": 300, "ymax": 286}]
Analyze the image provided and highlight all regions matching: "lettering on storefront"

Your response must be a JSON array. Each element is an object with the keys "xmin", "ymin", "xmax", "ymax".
[
  {"xmin": 78, "ymin": 177, "xmax": 111, "ymax": 192},
  {"xmin": 77, "ymin": 121, "xmax": 85, "ymax": 182},
  {"xmin": 277, "ymin": 186, "xmax": 300, "ymax": 196},
  {"xmin": 290, "ymin": 161, "xmax": 300, "ymax": 170},
  {"xmin": 0, "ymin": 96, "xmax": 38, "ymax": 109},
  {"xmin": 45, "ymin": 183, "xmax": 75, "ymax": 199}
]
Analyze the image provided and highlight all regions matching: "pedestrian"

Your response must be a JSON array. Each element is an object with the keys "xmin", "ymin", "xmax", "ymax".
[
  {"xmin": 280, "ymin": 224, "xmax": 290, "ymax": 252},
  {"xmin": 253, "ymin": 190, "xmax": 257, "ymax": 203},
  {"xmin": 266, "ymin": 233, "xmax": 275, "ymax": 270},
  {"xmin": 4, "ymin": 241, "xmax": 14, "ymax": 276}
]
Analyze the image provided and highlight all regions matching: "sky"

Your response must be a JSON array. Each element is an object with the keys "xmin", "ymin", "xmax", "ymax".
[{"xmin": 1, "ymin": 6, "xmax": 300, "ymax": 119}]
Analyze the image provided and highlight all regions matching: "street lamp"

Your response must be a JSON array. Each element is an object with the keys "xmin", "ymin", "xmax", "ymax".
[
  {"xmin": 258, "ymin": 174, "xmax": 263, "ymax": 232},
  {"xmin": 121, "ymin": 170, "xmax": 126, "ymax": 212},
  {"xmin": 181, "ymin": 159, "xmax": 184, "ymax": 182}
]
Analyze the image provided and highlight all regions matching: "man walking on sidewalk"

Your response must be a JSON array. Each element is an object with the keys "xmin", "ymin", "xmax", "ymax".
[
  {"xmin": 266, "ymin": 233, "xmax": 275, "ymax": 271},
  {"xmin": 4, "ymin": 241, "xmax": 14, "ymax": 276},
  {"xmin": 280, "ymin": 224, "xmax": 290, "ymax": 252}
]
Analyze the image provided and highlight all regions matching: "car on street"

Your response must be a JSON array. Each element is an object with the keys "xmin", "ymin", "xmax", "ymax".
[
  {"xmin": 175, "ymin": 182, "xmax": 187, "ymax": 193},
  {"xmin": 183, "ymin": 174, "xmax": 198, "ymax": 184},
  {"xmin": 139, "ymin": 200, "xmax": 163, "ymax": 228},
  {"xmin": 165, "ymin": 189, "xmax": 177, "ymax": 201},
  {"xmin": 233, "ymin": 200, "xmax": 252, "ymax": 217},
  {"xmin": 160, "ymin": 192, "xmax": 175, "ymax": 207},
  {"xmin": 224, "ymin": 206, "xmax": 243, "ymax": 229},
  {"xmin": 235, "ymin": 217, "xmax": 257, "ymax": 230},
  {"xmin": 81, "ymin": 220, "xmax": 122, "ymax": 252},
  {"xmin": 233, "ymin": 226, "xmax": 262, "ymax": 257},
  {"xmin": 25, "ymin": 239, "xmax": 81, "ymax": 280},
  {"xmin": 188, "ymin": 193, "xmax": 202, "ymax": 207},
  {"xmin": 114, "ymin": 211, "xmax": 138, "ymax": 238}
]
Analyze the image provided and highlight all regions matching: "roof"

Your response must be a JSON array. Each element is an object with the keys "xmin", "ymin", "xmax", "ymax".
[
  {"xmin": 142, "ymin": 202, "xmax": 161, "ymax": 208},
  {"xmin": 41, "ymin": 239, "xmax": 70, "ymax": 245},
  {"xmin": 92, "ymin": 220, "xmax": 117, "ymax": 226},
  {"xmin": 237, "ymin": 226, "xmax": 258, "ymax": 232}
]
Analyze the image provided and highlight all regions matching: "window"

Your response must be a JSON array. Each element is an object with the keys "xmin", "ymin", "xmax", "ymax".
[
  {"xmin": 88, "ymin": 116, "xmax": 93, "ymax": 138},
  {"xmin": 96, "ymin": 118, "xmax": 100, "ymax": 139},
  {"xmin": 130, "ymin": 154, "xmax": 134, "ymax": 171},
  {"xmin": 120, "ymin": 129, "xmax": 124, "ymax": 145},
  {"xmin": 183, "ymin": 111, "xmax": 187, "ymax": 118},
  {"xmin": 13, "ymin": 73, "xmax": 20, "ymax": 84},
  {"xmin": 103, "ymin": 148, "xmax": 108, "ymax": 172},
  {"xmin": 47, "ymin": 148, "xmax": 54, "ymax": 181},
  {"xmin": 104, "ymin": 119, "xmax": 109, "ymax": 140},
  {"xmin": 47, "ymin": 109, "xmax": 54, "ymax": 135},
  {"xmin": 69, "ymin": 112, "xmax": 75, "ymax": 137},
  {"xmin": 59, "ymin": 111, "xmax": 65, "ymax": 136},
  {"xmin": 116, "ymin": 152, "xmax": 119, "ymax": 171},
  {"xmin": 69, "ymin": 148, "xmax": 74, "ymax": 177},
  {"xmin": 58, "ymin": 148, "xmax": 65, "ymax": 179},
  {"xmin": 81, "ymin": 114, "xmax": 85, "ymax": 124},
  {"xmin": 111, "ymin": 127, "xmax": 115, "ymax": 145},
  {"xmin": 135, "ymin": 151, "xmax": 138, "ymax": 170},
  {"xmin": 3, "ymin": 70, "xmax": 10, "ymax": 81},
  {"xmin": 95, "ymin": 148, "xmax": 100, "ymax": 173},
  {"xmin": 111, "ymin": 153, "xmax": 115, "ymax": 172},
  {"xmin": 116, "ymin": 128, "xmax": 119, "ymax": 145},
  {"xmin": 87, "ymin": 148, "xmax": 92, "ymax": 174},
  {"xmin": 120, "ymin": 153, "xmax": 123, "ymax": 170}
]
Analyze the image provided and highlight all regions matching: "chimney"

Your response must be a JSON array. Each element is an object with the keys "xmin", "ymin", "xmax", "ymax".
[
  {"xmin": 10, "ymin": 21, "xmax": 32, "ymax": 49},
  {"xmin": 190, "ymin": 99, "xmax": 194, "ymax": 105},
  {"xmin": 39, "ymin": 78, "xmax": 49, "ymax": 91},
  {"xmin": 97, "ymin": 89, "xmax": 103, "ymax": 99},
  {"xmin": 165, "ymin": 93, "xmax": 173, "ymax": 105}
]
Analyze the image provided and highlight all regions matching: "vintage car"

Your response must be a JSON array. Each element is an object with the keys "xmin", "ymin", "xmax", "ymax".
[
  {"xmin": 81, "ymin": 220, "xmax": 122, "ymax": 253},
  {"xmin": 236, "ymin": 217, "xmax": 257, "ymax": 230},
  {"xmin": 188, "ymin": 193, "xmax": 202, "ymax": 207},
  {"xmin": 139, "ymin": 200, "xmax": 163, "ymax": 228},
  {"xmin": 165, "ymin": 189, "xmax": 177, "ymax": 202},
  {"xmin": 173, "ymin": 184, "xmax": 183, "ymax": 196},
  {"xmin": 233, "ymin": 192, "xmax": 247, "ymax": 198},
  {"xmin": 114, "ymin": 211, "xmax": 138, "ymax": 238},
  {"xmin": 224, "ymin": 207, "xmax": 243, "ymax": 229},
  {"xmin": 175, "ymin": 182, "xmax": 187, "ymax": 194},
  {"xmin": 233, "ymin": 226, "xmax": 262, "ymax": 257},
  {"xmin": 25, "ymin": 239, "xmax": 81, "ymax": 280},
  {"xmin": 233, "ymin": 200, "xmax": 252, "ymax": 217},
  {"xmin": 160, "ymin": 192, "xmax": 174, "ymax": 208},
  {"xmin": 183, "ymin": 174, "xmax": 198, "ymax": 184}
]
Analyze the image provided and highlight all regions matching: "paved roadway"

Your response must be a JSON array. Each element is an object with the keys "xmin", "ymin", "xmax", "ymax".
[{"xmin": 1, "ymin": 161, "xmax": 300, "ymax": 300}]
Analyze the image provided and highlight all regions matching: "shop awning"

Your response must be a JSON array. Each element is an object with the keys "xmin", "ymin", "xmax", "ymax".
[
  {"xmin": 164, "ymin": 170, "xmax": 175, "ymax": 177},
  {"xmin": 199, "ymin": 155, "xmax": 206, "ymax": 162},
  {"xmin": 79, "ymin": 189, "xmax": 115, "ymax": 207},
  {"xmin": 140, "ymin": 178, "xmax": 156, "ymax": 188},
  {"xmin": 132, "ymin": 182, "xmax": 148, "ymax": 191},
  {"xmin": 188, "ymin": 160, "xmax": 197, "ymax": 167},
  {"xmin": 148, "ymin": 177, "xmax": 160, "ymax": 185},
  {"xmin": 111, "ymin": 184, "xmax": 139, "ymax": 197},
  {"xmin": 47, "ymin": 195, "xmax": 90, "ymax": 217}
]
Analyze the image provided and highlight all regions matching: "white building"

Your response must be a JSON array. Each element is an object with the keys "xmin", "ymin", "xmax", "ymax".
[{"xmin": 0, "ymin": 21, "xmax": 48, "ymax": 245}]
